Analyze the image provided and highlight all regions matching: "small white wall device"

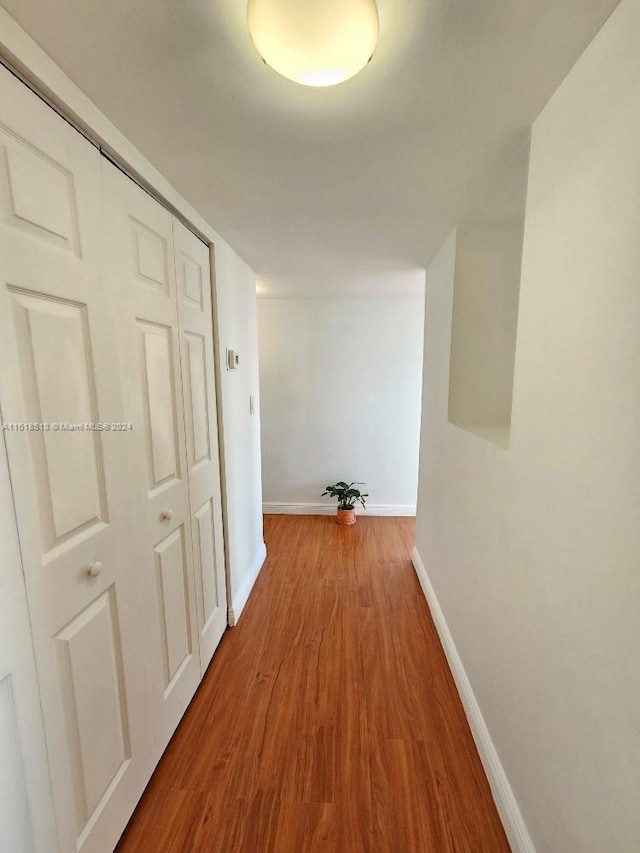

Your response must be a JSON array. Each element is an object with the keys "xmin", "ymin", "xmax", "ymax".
[{"xmin": 226, "ymin": 348, "xmax": 239, "ymax": 370}]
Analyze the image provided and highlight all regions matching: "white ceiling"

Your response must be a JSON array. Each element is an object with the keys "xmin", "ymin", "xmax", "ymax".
[{"xmin": 1, "ymin": 0, "xmax": 619, "ymax": 276}]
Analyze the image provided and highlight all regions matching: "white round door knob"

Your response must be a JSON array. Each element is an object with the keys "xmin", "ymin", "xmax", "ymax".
[
  {"xmin": 86, "ymin": 561, "xmax": 102, "ymax": 578},
  {"xmin": 160, "ymin": 509, "xmax": 173, "ymax": 522}
]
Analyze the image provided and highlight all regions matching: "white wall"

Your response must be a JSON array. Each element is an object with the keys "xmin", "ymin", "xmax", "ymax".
[
  {"xmin": 415, "ymin": 1, "xmax": 640, "ymax": 849},
  {"xmin": 258, "ymin": 295, "xmax": 424, "ymax": 514},
  {"xmin": 214, "ymin": 244, "xmax": 265, "ymax": 624}
]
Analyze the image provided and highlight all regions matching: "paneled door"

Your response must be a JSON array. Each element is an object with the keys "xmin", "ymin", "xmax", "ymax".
[
  {"xmin": 0, "ymin": 68, "xmax": 151, "ymax": 852},
  {"xmin": 174, "ymin": 221, "xmax": 227, "ymax": 671},
  {"xmin": 0, "ymin": 422, "xmax": 57, "ymax": 852},
  {"xmin": 102, "ymin": 163, "xmax": 201, "ymax": 759}
]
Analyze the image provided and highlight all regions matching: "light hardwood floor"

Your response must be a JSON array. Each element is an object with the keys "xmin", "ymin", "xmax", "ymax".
[{"xmin": 117, "ymin": 515, "xmax": 509, "ymax": 852}]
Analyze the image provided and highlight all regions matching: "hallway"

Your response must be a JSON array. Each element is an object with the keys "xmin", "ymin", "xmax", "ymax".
[{"xmin": 117, "ymin": 515, "xmax": 508, "ymax": 851}]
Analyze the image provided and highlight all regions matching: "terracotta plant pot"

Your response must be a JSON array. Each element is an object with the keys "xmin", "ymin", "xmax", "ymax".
[{"xmin": 336, "ymin": 508, "xmax": 356, "ymax": 526}]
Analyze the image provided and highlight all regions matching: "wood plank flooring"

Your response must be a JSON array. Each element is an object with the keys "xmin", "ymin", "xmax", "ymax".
[{"xmin": 117, "ymin": 515, "xmax": 509, "ymax": 852}]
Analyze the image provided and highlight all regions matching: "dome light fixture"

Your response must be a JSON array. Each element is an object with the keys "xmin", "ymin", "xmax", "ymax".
[{"xmin": 247, "ymin": 0, "xmax": 379, "ymax": 88}]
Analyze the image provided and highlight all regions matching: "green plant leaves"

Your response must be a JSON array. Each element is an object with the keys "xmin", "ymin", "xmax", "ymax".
[{"xmin": 321, "ymin": 481, "xmax": 368, "ymax": 510}]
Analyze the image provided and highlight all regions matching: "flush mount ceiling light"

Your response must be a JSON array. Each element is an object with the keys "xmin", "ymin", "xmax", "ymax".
[{"xmin": 247, "ymin": 0, "xmax": 379, "ymax": 88}]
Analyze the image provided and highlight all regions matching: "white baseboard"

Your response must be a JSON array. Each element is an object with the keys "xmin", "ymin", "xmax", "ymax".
[
  {"xmin": 411, "ymin": 546, "xmax": 535, "ymax": 853},
  {"xmin": 228, "ymin": 542, "xmax": 267, "ymax": 627},
  {"xmin": 262, "ymin": 502, "xmax": 416, "ymax": 517}
]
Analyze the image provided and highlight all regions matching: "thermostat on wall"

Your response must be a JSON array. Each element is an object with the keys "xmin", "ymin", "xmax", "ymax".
[{"xmin": 226, "ymin": 348, "xmax": 239, "ymax": 370}]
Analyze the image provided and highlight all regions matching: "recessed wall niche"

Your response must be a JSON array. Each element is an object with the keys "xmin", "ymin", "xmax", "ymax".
[{"xmin": 448, "ymin": 139, "xmax": 530, "ymax": 449}]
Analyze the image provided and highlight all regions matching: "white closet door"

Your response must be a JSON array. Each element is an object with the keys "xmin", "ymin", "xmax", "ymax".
[
  {"xmin": 0, "ymin": 68, "xmax": 151, "ymax": 852},
  {"xmin": 102, "ymin": 162, "xmax": 201, "ymax": 758},
  {"xmin": 174, "ymin": 221, "xmax": 227, "ymax": 671},
  {"xmin": 0, "ymin": 426, "xmax": 57, "ymax": 853}
]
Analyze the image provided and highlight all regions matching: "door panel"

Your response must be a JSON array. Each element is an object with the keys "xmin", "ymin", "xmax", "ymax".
[
  {"xmin": 103, "ymin": 162, "xmax": 201, "ymax": 759},
  {"xmin": 137, "ymin": 321, "xmax": 181, "ymax": 489},
  {"xmin": 8, "ymin": 289, "xmax": 107, "ymax": 547},
  {"xmin": 154, "ymin": 527, "xmax": 192, "ymax": 691},
  {"xmin": 184, "ymin": 331, "xmax": 211, "ymax": 465},
  {"xmin": 0, "ymin": 67, "xmax": 150, "ymax": 853},
  {"xmin": 55, "ymin": 588, "xmax": 130, "ymax": 825},
  {"xmin": 181, "ymin": 252, "xmax": 203, "ymax": 306},
  {"xmin": 130, "ymin": 216, "xmax": 170, "ymax": 293},
  {"xmin": 193, "ymin": 498, "xmax": 220, "ymax": 632},
  {"xmin": 1, "ymin": 128, "xmax": 80, "ymax": 254},
  {"xmin": 174, "ymin": 221, "xmax": 227, "ymax": 671}
]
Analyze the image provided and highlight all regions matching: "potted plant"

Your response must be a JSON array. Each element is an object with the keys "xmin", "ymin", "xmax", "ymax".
[{"xmin": 321, "ymin": 481, "xmax": 368, "ymax": 525}]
